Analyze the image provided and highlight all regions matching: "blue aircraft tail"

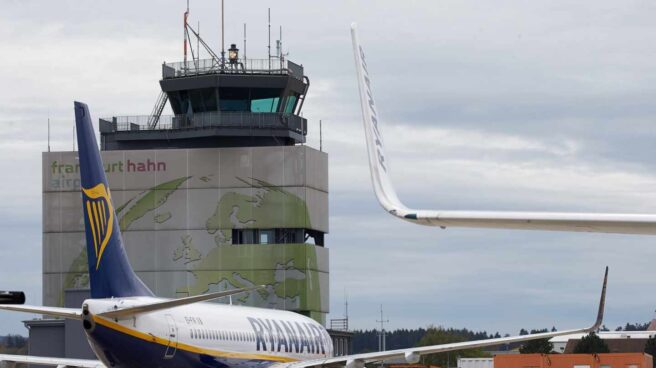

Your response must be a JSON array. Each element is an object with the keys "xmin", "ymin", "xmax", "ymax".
[{"xmin": 74, "ymin": 101, "xmax": 154, "ymax": 299}]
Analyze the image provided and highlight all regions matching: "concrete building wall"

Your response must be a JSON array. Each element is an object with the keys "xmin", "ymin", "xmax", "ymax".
[
  {"xmin": 24, "ymin": 320, "xmax": 65, "ymax": 368},
  {"xmin": 24, "ymin": 289, "xmax": 96, "ymax": 363},
  {"xmin": 63, "ymin": 289, "xmax": 95, "ymax": 359},
  {"xmin": 27, "ymin": 322, "xmax": 65, "ymax": 357},
  {"xmin": 42, "ymin": 145, "xmax": 329, "ymax": 322}
]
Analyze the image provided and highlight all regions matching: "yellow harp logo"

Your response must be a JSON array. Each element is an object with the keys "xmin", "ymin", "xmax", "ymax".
[{"xmin": 82, "ymin": 183, "xmax": 114, "ymax": 270}]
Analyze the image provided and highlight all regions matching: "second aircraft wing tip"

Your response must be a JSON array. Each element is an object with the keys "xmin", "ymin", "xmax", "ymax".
[{"xmin": 591, "ymin": 266, "xmax": 609, "ymax": 331}]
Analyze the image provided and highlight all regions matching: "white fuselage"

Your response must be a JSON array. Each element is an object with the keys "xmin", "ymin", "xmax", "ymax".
[{"xmin": 82, "ymin": 297, "xmax": 333, "ymax": 368}]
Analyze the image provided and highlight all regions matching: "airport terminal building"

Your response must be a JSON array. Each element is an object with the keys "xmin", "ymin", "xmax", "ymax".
[{"xmin": 33, "ymin": 51, "xmax": 335, "ymax": 358}]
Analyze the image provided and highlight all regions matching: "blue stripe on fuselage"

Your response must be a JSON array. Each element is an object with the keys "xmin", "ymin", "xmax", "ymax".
[{"xmin": 87, "ymin": 322, "xmax": 277, "ymax": 368}]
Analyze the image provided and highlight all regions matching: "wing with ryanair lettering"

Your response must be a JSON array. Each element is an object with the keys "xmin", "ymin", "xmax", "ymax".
[
  {"xmin": 274, "ymin": 267, "xmax": 608, "ymax": 368},
  {"xmin": 352, "ymin": 22, "xmax": 656, "ymax": 235}
]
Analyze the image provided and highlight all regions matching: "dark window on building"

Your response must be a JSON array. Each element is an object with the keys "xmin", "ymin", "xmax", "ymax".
[
  {"xmin": 202, "ymin": 88, "xmax": 218, "ymax": 111},
  {"xmin": 278, "ymin": 229, "xmax": 304, "ymax": 244},
  {"xmin": 220, "ymin": 99, "xmax": 249, "ymax": 111},
  {"xmin": 232, "ymin": 228, "xmax": 324, "ymax": 246},
  {"xmin": 188, "ymin": 88, "xmax": 218, "ymax": 112},
  {"xmin": 219, "ymin": 87, "xmax": 249, "ymax": 112},
  {"xmin": 168, "ymin": 92, "xmax": 182, "ymax": 114},
  {"xmin": 232, "ymin": 229, "xmax": 256, "ymax": 244},
  {"xmin": 306, "ymin": 229, "xmax": 324, "ymax": 246}
]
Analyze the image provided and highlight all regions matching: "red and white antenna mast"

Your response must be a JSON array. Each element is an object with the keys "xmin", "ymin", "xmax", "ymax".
[{"xmin": 183, "ymin": 0, "xmax": 189, "ymax": 69}]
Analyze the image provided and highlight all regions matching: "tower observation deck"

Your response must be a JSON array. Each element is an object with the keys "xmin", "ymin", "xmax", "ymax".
[{"xmin": 100, "ymin": 53, "xmax": 310, "ymax": 150}]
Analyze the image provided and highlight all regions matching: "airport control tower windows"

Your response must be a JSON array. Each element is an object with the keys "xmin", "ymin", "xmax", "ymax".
[
  {"xmin": 167, "ymin": 87, "xmax": 297, "ymax": 114},
  {"xmin": 283, "ymin": 95, "xmax": 298, "ymax": 113},
  {"xmin": 219, "ymin": 87, "xmax": 250, "ymax": 111},
  {"xmin": 168, "ymin": 88, "xmax": 219, "ymax": 114},
  {"xmin": 220, "ymin": 99, "xmax": 249, "ymax": 111},
  {"xmin": 249, "ymin": 87, "xmax": 283, "ymax": 112},
  {"xmin": 250, "ymin": 97, "xmax": 280, "ymax": 112}
]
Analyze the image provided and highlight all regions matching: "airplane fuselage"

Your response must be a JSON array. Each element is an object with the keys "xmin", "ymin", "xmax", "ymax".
[{"xmin": 82, "ymin": 297, "xmax": 333, "ymax": 368}]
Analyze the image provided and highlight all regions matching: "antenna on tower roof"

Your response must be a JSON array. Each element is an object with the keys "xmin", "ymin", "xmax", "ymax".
[
  {"xmin": 278, "ymin": 25, "xmax": 282, "ymax": 59},
  {"xmin": 220, "ymin": 0, "xmax": 226, "ymax": 67},
  {"xmin": 267, "ymin": 8, "xmax": 271, "ymax": 71},
  {"xmin": 344, "ymin": 289, "xmax": 349, "ymax": 320},
  {"xmin": 197, "ymin": 21, "xmax": 200, "ymax": 62},
  {"xmin": 243, "ymin": 23, "xmax": 247, "ymax": 64},
  {"xmin": 183, "ymin": 0, "xmax": 189, "ymax": 69},
  {"xmin": 277, "ymin": 25, "xmax": 288, "ymax": 63}
]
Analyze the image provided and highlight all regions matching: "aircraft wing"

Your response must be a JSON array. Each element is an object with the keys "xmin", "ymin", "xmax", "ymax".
[
  {"xmin": 0, "ymin": 287, "xmax": 262, "ymax": 320},
  {"xmin": 98, "ymin": 285, "xmax": 264, "ymax": 319},
  {"xmin": 279, "ymin": 328, "xmax": 593, "ymax": 368},
  {"xmin": 0, "ymin": 354, "xmax": 105, "ymax": 367},
  {"xmin": 351, "ymin": 23, "xmax": 656, "ymax": 235},
  {"xmin": 0, "ymin": 304, "xmax": 82, "ymax": 320},
  {"xmin": 276, "ymin": 267, "xmax": 607, "ymax": 368}
]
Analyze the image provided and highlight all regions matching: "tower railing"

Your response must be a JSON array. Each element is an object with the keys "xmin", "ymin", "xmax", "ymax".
[
  {"xmin": 101, "ymin": 111, "xmax": 307, "ymax": 135},
  {"xmin": 163, "ymin": 58, "xmax": 304, "ymax": 80}
]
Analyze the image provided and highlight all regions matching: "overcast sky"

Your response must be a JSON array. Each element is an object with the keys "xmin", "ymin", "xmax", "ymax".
[{"xmin": 2, "ymin": 0, "xmax": 656, "ymax": 337}]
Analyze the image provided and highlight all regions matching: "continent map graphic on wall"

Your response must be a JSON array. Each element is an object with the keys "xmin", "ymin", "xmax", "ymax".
[{"xmin": 43, "ymin": 147, "xmax": 329, "ymax": 322}]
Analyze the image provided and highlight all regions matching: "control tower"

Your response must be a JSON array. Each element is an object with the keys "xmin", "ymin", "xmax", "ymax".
[
  {"xmin": 42, "ymin": 19, "xmax": 329, "ymax": 331},
  {"xmin": 100, "ymin": 45, "xmax": 309, "ymax": 150}
]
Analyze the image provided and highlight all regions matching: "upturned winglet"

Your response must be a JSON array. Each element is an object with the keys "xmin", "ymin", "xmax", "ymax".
[
  {"xmin": 352, "ymin": 26, "xmax": 656, "ymax": 235},
  {"xmin": 589, "ymin": 266, "xmax": 608, "ymax": 332}
]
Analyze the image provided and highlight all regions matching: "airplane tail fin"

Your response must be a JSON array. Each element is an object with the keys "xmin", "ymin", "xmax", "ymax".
[
  {"xmin": 74, "ymin": 101, "xmax": 154, "ymax": 299},
  {"xmin": 351, "ymin": 23, "xmax": 409, "ymax": 216}
]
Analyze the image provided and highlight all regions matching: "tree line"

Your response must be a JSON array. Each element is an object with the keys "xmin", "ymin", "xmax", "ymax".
[
  {"xmin": 352, "ymin": 321, "xmax": 653, "ymax": 355},
  {"xmin": 0, "ymin": 334, "xmax": 27, "ymax": 355}
]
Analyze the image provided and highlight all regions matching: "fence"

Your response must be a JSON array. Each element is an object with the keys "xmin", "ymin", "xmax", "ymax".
[
  {"xmin": 163, "ymin": 58, "xmax": 303, "ymax": 80},
  {"xmin": 103, "ymin": 111, "xmax": 307, "ymax": 135}
]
